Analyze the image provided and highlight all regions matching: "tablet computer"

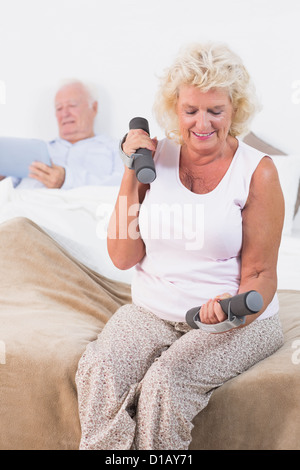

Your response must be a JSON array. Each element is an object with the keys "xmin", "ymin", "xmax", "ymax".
[{"xmin": 0, "ymin": 137, "xmax": 51, "ymax": 178}]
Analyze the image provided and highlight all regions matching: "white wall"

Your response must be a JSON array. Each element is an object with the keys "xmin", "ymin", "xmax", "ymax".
[{"xmin": 0, "ymin": 0, "xmax": 299, "ymax": 154}]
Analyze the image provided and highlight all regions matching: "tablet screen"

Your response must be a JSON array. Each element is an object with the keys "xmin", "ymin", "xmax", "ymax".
[{"xmin": 0, "ymin": 137, "xmax": 51, "ymax": 178}]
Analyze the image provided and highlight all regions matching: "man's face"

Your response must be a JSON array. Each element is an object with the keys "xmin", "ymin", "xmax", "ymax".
[{"xmin": 55, "ymin": 83, "xmax": 98, "ymax": 144}]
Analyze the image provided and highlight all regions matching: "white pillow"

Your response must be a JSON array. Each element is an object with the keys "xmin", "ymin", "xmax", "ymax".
[{"xmin": 271, "ymin": 155, "xmax": 300, "ymax": 235}]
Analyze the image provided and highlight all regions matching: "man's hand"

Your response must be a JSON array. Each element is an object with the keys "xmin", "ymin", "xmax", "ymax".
[{"xmin": 29, "ymin": 161, "xmax": 65, "ymax": 188}]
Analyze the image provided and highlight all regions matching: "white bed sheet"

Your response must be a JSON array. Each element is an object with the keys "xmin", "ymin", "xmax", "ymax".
[
  {"xmin": 0, "ymin": 178, "xmax": 134, "ymax": 284},
  {"xmin": 0, "ymin": 178, "xmax": 299, "ymax": 291}
]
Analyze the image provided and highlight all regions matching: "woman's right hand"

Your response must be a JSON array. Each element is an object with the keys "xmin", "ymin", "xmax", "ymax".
[{"xmin": 122, "ymin": 129, "xmax": 158, "ymax": 157}]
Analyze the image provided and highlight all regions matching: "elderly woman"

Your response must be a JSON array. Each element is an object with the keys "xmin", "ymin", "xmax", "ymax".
[{"xmin": 76, "ymin": 42, "xmax": 284, "ymax": 450}]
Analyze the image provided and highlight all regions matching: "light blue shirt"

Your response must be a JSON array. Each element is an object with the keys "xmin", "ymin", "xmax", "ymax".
[{"xmin": 15, "ymin": 135, "xmax": 124, "ymax": 189}]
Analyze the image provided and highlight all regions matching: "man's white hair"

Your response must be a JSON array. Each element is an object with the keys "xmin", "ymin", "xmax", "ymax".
[{"xmin": 56, "ymin": 79, "xmax": 98, "ymax": 108}]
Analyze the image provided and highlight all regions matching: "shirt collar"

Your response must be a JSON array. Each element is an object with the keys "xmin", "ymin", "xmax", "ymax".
[{"xmin": 51, "ymin": 135, "xmax": 100, "ymax": 147}]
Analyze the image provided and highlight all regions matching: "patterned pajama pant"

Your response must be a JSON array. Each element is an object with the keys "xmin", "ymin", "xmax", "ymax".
[{"xmin": 75, "ymin": 303, "xmax": 284, "ymax": 450}]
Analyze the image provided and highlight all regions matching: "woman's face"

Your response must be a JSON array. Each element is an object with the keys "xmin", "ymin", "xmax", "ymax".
[{"xmin": 176, "ymin": 85, "xmax": 234, "ymax": 155}]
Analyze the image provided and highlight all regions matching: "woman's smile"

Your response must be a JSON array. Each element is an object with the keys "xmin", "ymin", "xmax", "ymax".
[{"xmin": 192, "ymin": 130, "xmax": 216, "ymax": 140}]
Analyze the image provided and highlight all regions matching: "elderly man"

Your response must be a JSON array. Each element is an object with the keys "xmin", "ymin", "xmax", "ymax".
[{"xmin": 13, "ymin": 80, "xmax": 123, "ymax": 189}]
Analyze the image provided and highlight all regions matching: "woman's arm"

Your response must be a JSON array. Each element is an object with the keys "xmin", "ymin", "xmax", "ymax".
[
  {"xmin": 200, "ymin": 156, "xmax": 284, "ymax": 326},
  {"xmin": 237, "ymin": 156, "xmax": 284, "ymax": 324},
  {"xmin": 107, "ymin": 129, "xmax": 157, "ymax": 270}
]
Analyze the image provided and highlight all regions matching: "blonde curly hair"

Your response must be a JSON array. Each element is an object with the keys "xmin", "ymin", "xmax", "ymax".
[{"xmin": 153, "ymin": 42, "xmax": 261, "ymax": 143}]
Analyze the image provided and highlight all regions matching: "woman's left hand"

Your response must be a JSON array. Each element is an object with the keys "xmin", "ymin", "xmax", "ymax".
[{"xmin": 199, "ymin": 293, "xmax": 230, "ymax": 324}]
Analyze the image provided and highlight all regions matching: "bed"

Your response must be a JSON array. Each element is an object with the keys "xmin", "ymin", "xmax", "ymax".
[{"xmin": 0, "ymin": 133, "xmax": 299, "ymax": 450}]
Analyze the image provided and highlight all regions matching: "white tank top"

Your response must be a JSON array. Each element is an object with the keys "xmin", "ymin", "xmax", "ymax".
[{"xmin": 131, "ymin": 138, "xmax": 279, "ymax": 322}]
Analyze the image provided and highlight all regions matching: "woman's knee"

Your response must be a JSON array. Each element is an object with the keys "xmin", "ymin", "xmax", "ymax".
[{"xmin": 140, "ymin": 357, "xmax": 175, "ymax": 399}]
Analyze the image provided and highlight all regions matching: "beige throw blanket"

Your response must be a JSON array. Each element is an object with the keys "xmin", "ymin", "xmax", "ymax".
[{"xmin": 0, "ymin": 217, "xmax": 131, "ymax": 450}]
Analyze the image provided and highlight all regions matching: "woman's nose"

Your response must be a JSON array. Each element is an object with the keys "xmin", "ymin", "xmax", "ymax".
[{"xmin": 195, "ymin": 111, "xmax": 210, "ymax": 130}]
